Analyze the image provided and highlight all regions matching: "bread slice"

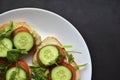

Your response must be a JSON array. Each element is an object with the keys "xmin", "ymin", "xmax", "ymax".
[
  {"xmin": 0, "ymin": 21, "xmax": 41, "ymax": 53},
  {"xmin": 0, "ymin": 21, "xmax": 41, "ymax": 46},
  {"xmin": 32, "ymin": 36, "xmax": 80, "ymax": 80}
]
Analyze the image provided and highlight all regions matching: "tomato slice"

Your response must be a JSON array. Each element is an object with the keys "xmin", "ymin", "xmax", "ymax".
[
  {"xmin": 61, "ymin": 61, "xmax": 76, "ymax": 80},
  {"xmin": 12, "ymin": 26, "xmax": 29, "ymax": 36},
  {"xmin": 8, "ymin": 59, "xmax": 31, "ymax": 80}
]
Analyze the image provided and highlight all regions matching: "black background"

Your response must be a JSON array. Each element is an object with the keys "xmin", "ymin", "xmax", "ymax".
[{"xmin": 0, "ymin": 0, "xmax": 120, "ymax": 80}]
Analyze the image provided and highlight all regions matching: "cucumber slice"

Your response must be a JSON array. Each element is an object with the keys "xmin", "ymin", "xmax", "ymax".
[
  {"xmin": 6, "ymin": 67, "xmax": 27, "ymax": 80},
  {"xmin": 13, "ymin": 31, "xmax": 34, "ymax": 51},
  {"xmin": 0, "ymin": 38, "xmax": 13, "ymax": 57},
  {"xmin": 39, "ymin": 45, "xmax": 59, "ymax": 66},
  {"xmin": 51, "ymin": 66, "xmax": 72, "ymax": 80}
]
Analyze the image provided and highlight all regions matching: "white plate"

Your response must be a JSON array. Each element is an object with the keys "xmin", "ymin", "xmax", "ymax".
[{"xmin": 0, "ymin": 8, "xmax": 92, "ymax": 80}]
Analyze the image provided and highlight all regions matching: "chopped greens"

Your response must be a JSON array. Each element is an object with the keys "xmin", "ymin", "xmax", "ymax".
[
  {"xmin": 32, "ymin": 61, "xmax": 39, "ymax": 67},
  {"xmin": 7, "ymin": 49, "xmax": 28, "ymax": 62},
  {"xmin": 0, "ymin": 21, "xmax": 14, "ymax": 40},
  {"xmin": 67, "ymin": 50, "xmax": 81, "ymax": 54},
  {"xmin": 0, "ymin": 62, "xmax": 10, "ymax": 79},
  {"xmin": 0, "ymin": 62, "xmax": 9, "ymax": 75},
  {"xmin": 30, "ymin": 66, "xmax": 49, "ymax": 80},
  {"xmin": 61, "ymin": 45, "xmax": 72, "ymax": 48},
  {"xmin": 7, "ymin": 50, "xmax": 20, "ymax": 62},
  {"xmin": 68, "ymin": 54, "xmax": 74, "ymax": 63},
  {"xmin": 74, "ymin": 63, "xmax": 88, "ymax": 70},
  {"xmin": 8, "ymin": 49, "xmax": 28, "ymax": 54}
]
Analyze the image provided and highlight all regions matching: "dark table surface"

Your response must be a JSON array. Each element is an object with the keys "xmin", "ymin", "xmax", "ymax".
[{"xmin": 0, "ymin": 0, "xmax": 120, "ymax": 80}]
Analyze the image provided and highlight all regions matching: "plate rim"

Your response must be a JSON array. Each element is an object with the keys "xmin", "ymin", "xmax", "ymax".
[{"xmin": 0, "ymin": 8, "xmax": 92, "ymax": 80}]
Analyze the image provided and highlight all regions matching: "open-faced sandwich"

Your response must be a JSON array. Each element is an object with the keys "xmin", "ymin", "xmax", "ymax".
[
  {"xmin": 32, "ymin": 37, "xmax": 80, "ymax": 80},
  {"xmin": 0, "ymin": 21, "xmax": 86, "ymax": 80}
]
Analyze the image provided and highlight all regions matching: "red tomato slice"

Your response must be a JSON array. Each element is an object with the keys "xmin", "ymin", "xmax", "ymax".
[
  {"xmin": 12, "ymin": 26, "xmax": 29, "ymax": 36},
  {"xmin": 8, "ymin": 59, "xmax": 31, "ymax": 80},
  {"xmin": 61, "ymin": 61, "xmax": 76, "ymax": 80}
]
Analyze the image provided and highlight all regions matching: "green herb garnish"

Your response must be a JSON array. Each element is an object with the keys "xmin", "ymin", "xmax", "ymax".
[
  {"xmin": 30, "ymin": 66, "xmax": 48, "ymax": 80},
  {"xmin": 8, "ymin": 49, "xmax": 28, "ymax": 54},
  {"xmin": 33, "ymin": 61, "xmax": 39, "ymax": 67},
  {"xmin": 68, "ymin": 54, "xmax": 74, "ymax": 63},
  {"xmin": 61, "ymin": 45, "xmax": 72, "ymax": 48},
  {"xmin": 0, "ymin": 21, "xmax": 14, "ymax": 40},
  {"xmin": 7, "ymin": 50, "xmax": 20, "ymax": 62},
  {"xmin": 74, "ymin": 63, "xmax": 88, "ymax": 70},
  {"xmin": 0, "ymin": 62, "xmax": 10, "ymax": 78},
  {"xmin": 67, "ymin": 50, "xmax": 81, "ymax": 54},
  {"xmin": 0, "ymin": 63, "xmax": 9, "ymax": 74},
  {"xmin": 7, "ymin": 49, "xmax": 28, "ymax": 62}
]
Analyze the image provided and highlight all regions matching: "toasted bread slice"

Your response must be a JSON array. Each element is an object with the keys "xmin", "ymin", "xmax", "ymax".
[
  {"xmin": 0, "ymin": 21, "xmax": 41, "ymax": 46},
  {"xmin": 0, "ymin": 21, "xmax": 41, "ymax": 54},
  {"xmin": 32, "ymin": 36, "xmax": 80, "ymax": 80}
]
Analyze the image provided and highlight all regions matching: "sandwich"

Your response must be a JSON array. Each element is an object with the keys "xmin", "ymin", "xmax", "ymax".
[
  {"xmin": 0, "ymin": 21, "xmax": 41, "ymax": 58},
  {"xmin": 32, "ymin": 37, "xmax": 80, "ymax": 80}
]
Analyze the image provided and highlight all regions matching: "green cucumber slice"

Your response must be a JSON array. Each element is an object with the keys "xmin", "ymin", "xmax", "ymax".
[
  {"xmin": 13, "ymin": 31, "xmax": 34, "ymax": 51},
  {"xmin": 39, "ymin": 45, "xmax": 59, "ymax": 66},
  {"xmin": 0, "ymin": 38, "xmax": 13, "ymax": 57},
  {"xmin": 6, "ymin": 67, "xmax": 27, "ymax": 80},
  {"xmin": 51, "ymin": 66, "xmax": 72, "ymax": 80}
]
